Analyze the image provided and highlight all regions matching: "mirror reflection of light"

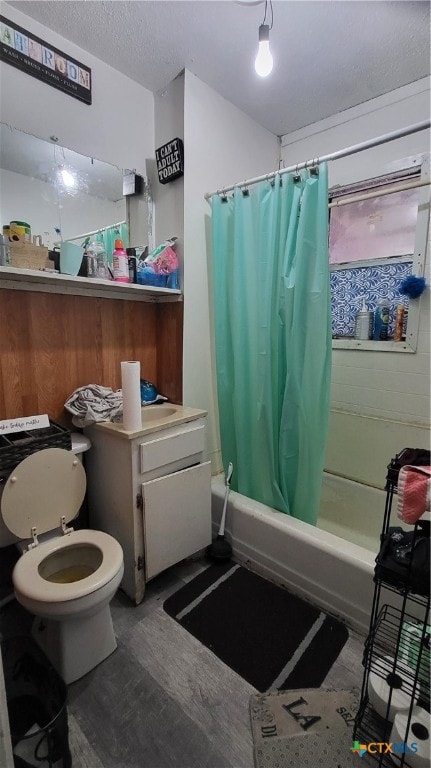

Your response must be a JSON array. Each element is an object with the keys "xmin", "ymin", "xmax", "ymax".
[{"xmin": 60, "ymin": 168, "xmax": 75, "ymax": 187}]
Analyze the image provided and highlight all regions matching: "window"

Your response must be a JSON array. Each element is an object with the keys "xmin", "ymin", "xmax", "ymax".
[{"xmin": 328, "ymin": 157, "xmax": 430, "ymax": 352}]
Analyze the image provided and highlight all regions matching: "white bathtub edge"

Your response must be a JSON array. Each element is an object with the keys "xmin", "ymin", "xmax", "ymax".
[{"xmin": 211, "ymin": 476, "xmax": 376, "ymax": 635}]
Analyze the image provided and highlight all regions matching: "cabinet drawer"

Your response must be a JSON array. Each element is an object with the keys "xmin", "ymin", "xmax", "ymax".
[
  {"xmin": 140, "ymin": 424, "xmax": 205, "ymax": 474},
  {"xmin": 142, "ymin": 461, "xmax": 212, "ymax": 580}
]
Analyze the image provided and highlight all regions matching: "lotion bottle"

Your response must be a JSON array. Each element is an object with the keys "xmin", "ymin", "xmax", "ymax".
[
  {"xmin": 112, "ymin": 238, "xmax": 129, "ymax": 283},
  {"xmin": 354, "ymin": 296, "xmax": 373, "ymax": 340}
]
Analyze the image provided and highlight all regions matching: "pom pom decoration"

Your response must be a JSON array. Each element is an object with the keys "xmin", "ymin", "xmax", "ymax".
[{"xmin": 399, "ymin": 275, "xmax": 427, "ymax": 299}]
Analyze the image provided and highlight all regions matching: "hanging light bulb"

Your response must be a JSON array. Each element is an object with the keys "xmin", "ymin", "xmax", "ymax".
[{"xmin": 254, "ymin": 23, "xmax": 273, "ymax": 77}]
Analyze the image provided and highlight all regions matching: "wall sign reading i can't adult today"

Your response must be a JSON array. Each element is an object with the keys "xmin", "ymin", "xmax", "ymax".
[
  {"xmin": 155, "ymin": 138, "xmax": 184, "ymax": 184},
  {"xmin": 0, "ymin": 15, "xmax": 92, "ymax": 105}
]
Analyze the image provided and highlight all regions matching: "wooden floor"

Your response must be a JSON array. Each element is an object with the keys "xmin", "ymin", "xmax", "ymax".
[{"xmin": 0, "ymin": 557, "xmax": 367, "ymax": 768}]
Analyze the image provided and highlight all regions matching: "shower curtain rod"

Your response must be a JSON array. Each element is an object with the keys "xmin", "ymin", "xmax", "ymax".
[
  {"xmin": 66, "ymin": 220, "xmax": 127, "ymax": 242},
  {"xmin": 204, "ymin": 119, "xmax": 430, "ymax": 200},
  {"xmin": 328, "ymin": 177, "xmax": 430, "ymax": 208}
]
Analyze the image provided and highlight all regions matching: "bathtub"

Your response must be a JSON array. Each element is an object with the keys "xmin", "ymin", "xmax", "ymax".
[
  {"xmin": 211, "ymin": 472, "xmax": 395, "ymax": 635},
  {"xmin": 317, "ymin": 472, "xmax": 388, "ymax": 551}
]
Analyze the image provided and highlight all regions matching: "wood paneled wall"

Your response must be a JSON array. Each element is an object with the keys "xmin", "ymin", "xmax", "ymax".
[
  {"xmin": 0, "ymin": 289, "xmax": 183, "ymax": 426},
  {"xmin": 155, "ymin": 301, "xmax": 183, "ymax": 405}
]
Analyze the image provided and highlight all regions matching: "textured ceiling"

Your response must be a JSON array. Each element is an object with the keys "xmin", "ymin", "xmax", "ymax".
[{"xmin": 7, "ymin": 0, "xmax": 431, "ymax": 136}]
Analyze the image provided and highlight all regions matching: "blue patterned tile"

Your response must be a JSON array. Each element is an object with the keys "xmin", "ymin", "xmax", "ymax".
[{"xmin": 330, "ymin": 262, "xmax": 411, "ymax": 337}]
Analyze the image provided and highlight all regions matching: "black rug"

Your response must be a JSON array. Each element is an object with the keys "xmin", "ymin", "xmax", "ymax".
[{"xmin": 164, "ymin": 562, "xmax": 349, "ymax": 693}]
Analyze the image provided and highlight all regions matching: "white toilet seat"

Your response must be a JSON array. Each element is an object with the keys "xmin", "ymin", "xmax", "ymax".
[
  {"xmin": 1, "ymin": 446, "xmax": 124, "ymax": 683},
  {"xmin": 1, "ymin": 448, "xmax": 86, "ymax": 539},
  {"xmin": 1, "ymin": 448, "xmax": 123, "ymax": 604},
  {"xmin": 12, "ymin": 528, "xmax": 124, "ymax": 604}
]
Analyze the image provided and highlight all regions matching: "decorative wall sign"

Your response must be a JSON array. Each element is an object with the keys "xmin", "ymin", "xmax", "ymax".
[
  {"xmin": 0, "ymin": 15, "xmax": 92, "ymax": 105},
  {"xmin": 155, "ymin": 138, "xmax": 184, "ymax": 184}
]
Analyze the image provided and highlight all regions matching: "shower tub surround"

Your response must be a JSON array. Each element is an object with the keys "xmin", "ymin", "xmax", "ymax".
[
  {"xmin": 211, "ymin": 473, "xmax": 392, "ymax": 635},
  {"xmin": 317, "ymin": 472, "xmax": 388, "ymax": 550}
]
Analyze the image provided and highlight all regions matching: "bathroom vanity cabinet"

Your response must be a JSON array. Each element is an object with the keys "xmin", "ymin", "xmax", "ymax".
[{"xmin": 84, "ymin": 406, "xmax": 211, "ymax": 604}]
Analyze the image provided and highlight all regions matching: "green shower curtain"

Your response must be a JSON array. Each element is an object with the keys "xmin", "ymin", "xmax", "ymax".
[
  {"xmin": 211, "ymin": 165, "xmax": 331, "ymax": 525},
  {"xmin": 84, "ymin": 222, "xmax": 129, "ymax": 265},
  {"xmin": 96, "ymin": 222, "xmax": 129, "ymax": 264},
  {"xmin": 66, "ymin": 222, "xmax": 129, "ymax": 264}
]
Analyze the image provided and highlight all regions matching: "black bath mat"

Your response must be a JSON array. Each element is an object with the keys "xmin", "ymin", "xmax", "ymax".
[{"xmin": 163, "ymin": 562, "xmax": 349, "ymax": 693}]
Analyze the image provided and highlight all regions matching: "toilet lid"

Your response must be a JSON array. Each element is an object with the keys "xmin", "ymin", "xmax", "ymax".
[{"xmin": 1, "ymin": 448, "xmax": 86, "ymax": 539}]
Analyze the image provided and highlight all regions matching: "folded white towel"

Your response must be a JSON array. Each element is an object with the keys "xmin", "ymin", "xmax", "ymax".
[{"xmin": 64, "ymin": 384, "xmax": 123, "ymax": 428}]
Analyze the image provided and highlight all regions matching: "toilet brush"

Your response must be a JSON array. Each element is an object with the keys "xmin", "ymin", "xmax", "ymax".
[{"xmin": 206, "ymin": 462, "xmax": 233, "ymax": 562}]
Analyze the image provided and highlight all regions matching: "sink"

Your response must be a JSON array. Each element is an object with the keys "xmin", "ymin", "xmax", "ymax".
[
  {"xmin": 91, "ymin": 402, "xmax": 207, "ymax": 438},
  {"xmin": 142, "ymin": 405, "xmax": 178, "ymax": 422}
]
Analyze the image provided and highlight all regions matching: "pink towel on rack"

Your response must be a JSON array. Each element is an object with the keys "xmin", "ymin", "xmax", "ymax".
[{"xmin": 397, "ymin": 464, "xmax": 431, "ymax": 524}]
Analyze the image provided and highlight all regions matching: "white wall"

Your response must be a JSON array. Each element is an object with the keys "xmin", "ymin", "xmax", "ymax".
[
  {"xmin": 0, "ymin": 3, "xmax": 154, "ymax": 174},
  {"xmin": 149, "ymin": 69, "xmax": 280, "ymax": 474},
  {"xmin": 0, "ymin": 167, "xmax": 125, "ymax": 246},
  {"xmin": 280, "ymin": 79, "xmax": 431, "ymax": 488},
  {"xmin": 152, "ymin": 72, "xmax": 185, "ymax": 269},
  {"xmin": 183, "ymin": 70, "xmax": 280, "ymax": 473}
]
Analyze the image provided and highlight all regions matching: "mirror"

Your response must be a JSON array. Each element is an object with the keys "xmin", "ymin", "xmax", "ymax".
[{"xmin": 0, "ymin": 123, "xmax": 147, "ymax": 252}]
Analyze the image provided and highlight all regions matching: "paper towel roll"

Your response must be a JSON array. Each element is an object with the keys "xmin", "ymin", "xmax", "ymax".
[
  {"xmin": 368, "ymin": 655, "xmax": 417, "ymax": 721},
  {"xmin": 121, "ymin": 361, "xmax": 141, "ymax": 431},
  {"xmin": 390, "ymin": 706, "xmax": 430, "ymax": 768}
]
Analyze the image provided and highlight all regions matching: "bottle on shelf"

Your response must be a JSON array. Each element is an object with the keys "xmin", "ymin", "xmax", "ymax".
[
  {"xmin": 394, "ymin": 304, "xmax": 406, "ymax": 342},
  {"xmin": 126, "ymin": 247, "xmax": 137, "ymax": 284},
  {"xmin": 86, "ymin": 241, "xmax": 109, "ymax": 280},
  {"xmin": 112, "ymin": 239, "xmax": 129, "ymax": 283},
  {"xmin": 0, "ymin": 234, "xmax": 11, "ymax": 266},
  {"xmin": 354, "ymin": 296, "xmax": 373, "ymax": 340},
  {"xmin": 373, "ymin": 298, "xmax": 390, "ymax": 341}
]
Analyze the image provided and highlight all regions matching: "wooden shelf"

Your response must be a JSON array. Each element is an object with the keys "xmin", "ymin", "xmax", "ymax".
[{"xmin": 0, "ymin": 266, "xmax": 182, "ymax": 303}]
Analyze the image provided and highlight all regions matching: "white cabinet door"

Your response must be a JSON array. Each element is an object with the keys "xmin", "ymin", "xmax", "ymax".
[{"xmin": 142, "ymin": 462, "xmax": 211, "ymax": 580}]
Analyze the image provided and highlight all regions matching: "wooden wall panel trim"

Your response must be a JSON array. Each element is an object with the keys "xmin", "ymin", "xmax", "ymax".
[
  {"xmin": 0, "ymin": 289, "xmax": 184, "ymax": 425},
  {"xmin": 156, "ymin": 302, "xmax": 183, "ymax": 405}
]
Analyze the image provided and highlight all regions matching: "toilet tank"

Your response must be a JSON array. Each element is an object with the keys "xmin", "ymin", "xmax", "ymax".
[{"xmin": 71, "ymin": 433, "xmax": 92, "ymax": 463}]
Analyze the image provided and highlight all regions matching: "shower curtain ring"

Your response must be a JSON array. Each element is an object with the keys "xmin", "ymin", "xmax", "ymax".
[
  {"xmin": 310, "ymin": 158, "xmax": 319, "ymax": 176},
  {"xmin": 293, "ymin": 163, "xmax": 300, "ymax": 182}
]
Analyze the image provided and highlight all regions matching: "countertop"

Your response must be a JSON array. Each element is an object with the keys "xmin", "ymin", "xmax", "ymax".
[{"xmin": 86, "ymin": 404, "xmax": 207, "ymax": 440}]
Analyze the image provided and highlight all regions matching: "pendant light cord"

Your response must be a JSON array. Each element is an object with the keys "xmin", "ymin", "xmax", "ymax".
[{"xmin": 263, "ymin": 0, "xmax": 273, "ymax": 30}]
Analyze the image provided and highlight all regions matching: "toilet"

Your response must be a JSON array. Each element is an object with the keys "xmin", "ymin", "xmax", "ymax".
[{"xmin": 0, "ymin": 443, "xmax": 124, "ymax": 685}]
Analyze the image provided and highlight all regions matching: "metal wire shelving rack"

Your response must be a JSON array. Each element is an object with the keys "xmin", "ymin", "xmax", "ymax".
[{"xmin": 353, "ymin": 450, "xmax": 430, "ymax": 767}]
